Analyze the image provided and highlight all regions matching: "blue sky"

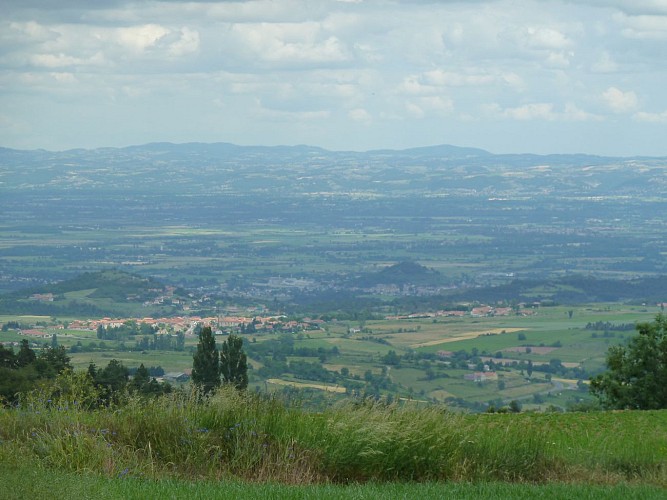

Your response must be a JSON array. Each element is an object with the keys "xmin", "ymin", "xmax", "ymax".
[{"xmin": 2, "ymin": 0, "xmax": 667, "ymax": 155}]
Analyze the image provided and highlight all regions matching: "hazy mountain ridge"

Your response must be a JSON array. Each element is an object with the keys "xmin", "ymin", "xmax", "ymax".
[
  {"xmin": 1, "ymin": 142, "xmax": 665, "ymax": 198},
  {"xmin": 2, "ymin": 141, "xmax": 666, "ymax": 302}
]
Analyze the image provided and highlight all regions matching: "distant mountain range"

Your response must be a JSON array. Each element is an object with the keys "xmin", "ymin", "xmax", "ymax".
[
  {"xmin": 2, "ymin": 141, "xmax": 666, "ymax": 198},
  {"xmin": 0, "ymin": 140, "xmax": 631, "ymax": 161}
]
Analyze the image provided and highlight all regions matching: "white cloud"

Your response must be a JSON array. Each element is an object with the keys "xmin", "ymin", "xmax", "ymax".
[
  {"xmin": 503, "ymin": 103, "xmax": 557, "ymax": 120},
  {"xmin": 348, "ymin": 108, "xmax": 372, "ymax": 124},
  {"xmin": 592, "ymin": 51, "xmax": 619, "ymax": 72},
  {"xmin": 116, "ymin": 24, "xmax": 170, "ymax": 53},
  {"xmin": 405, "ymin": 102, "xmax": 425, "ymax": 119},
  {"xmin": 572, "ymin": 1, "xmax": 667, "ymax": 16},
  {"xmin": 422, "ymin": 70, "xmax": 495, "ymax": 87},
  {"xmin": 29, "ymin": 53, "xmax": 85, "ymax": 68},
  {"xmin": 421, "ymin": 96, "xmax": 454, "ymax": 114},
  {"xmin": 634, "ymin": 110, "xmax": 667, "ymax": 122},
  {"xmin": 616, "ymin": 13, "xmax": 667, "ymax": 39},
  {"xmin": 488, "ymin": 102, "xmax": 601, "ymax": 121},
  {"xmin": 167, "ymin": 27, "xmax": 200, "ymax": 57},
  {"xmin": 255, "ymin": 104, "xmax": 331, "ymax": 122},
  {"xmin": 563, "ymin": 102, "xmax": 603, "ymax": 121},
  {"xmin": 399, "ymin": 69, "xmax": 523, "ymax": 97},
  {"xmin": 522, "ymin": 26, "xmax": 573, "ymax": 50},
  {"xmin": 230, "ymin": 22, "xmax": 349, "ymax": 66},
  {"xmin": 602, "ymin": 86, "xmax": 638, "ymax": 113}
]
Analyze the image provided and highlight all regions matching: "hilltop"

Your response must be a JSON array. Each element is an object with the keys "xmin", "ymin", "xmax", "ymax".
[
  {"xmin": 0, "ymin": 270, "xmax": 189, "ymax": 317},
  {"xmin": 353, "ymin": 261, "xmax": 444, "ymax": 288}
]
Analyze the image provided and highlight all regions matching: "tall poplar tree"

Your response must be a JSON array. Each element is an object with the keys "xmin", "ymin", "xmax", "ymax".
[
  {"xmin": 192, "ymin": 326, "xmax": 220, "ymax": 394},
  {"xmin": 220, "ymin": 334, "xmax": 248, "ymax": 390}
]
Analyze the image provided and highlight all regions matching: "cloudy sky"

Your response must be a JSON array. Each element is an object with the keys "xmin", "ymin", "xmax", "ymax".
[{"xmin": 2, "ymin": 0, "xmax": 667, "ymax": 155}]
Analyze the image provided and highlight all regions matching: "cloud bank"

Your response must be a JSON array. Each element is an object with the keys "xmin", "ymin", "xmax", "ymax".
[{"xmin": 1, "ymin": 0, "xmax": 667, "ymax": 155}]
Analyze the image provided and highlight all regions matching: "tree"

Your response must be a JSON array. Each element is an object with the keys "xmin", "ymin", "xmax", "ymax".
[
  {"xmin": 192, "ymin": 326, "xmax": 220, "ymax": 394},
  {"xmin": 382, "ymin": 350, "xmax": 401, "ymax": 366},
  {"xmin": 17, "ymin": 340, "xmax": 36, "ymax": 367},
  {"xmin": 35, "ymin": 345, "xmax": 71, "ymax": 378},
  {"xmin": 220, "ymin": 334, "xmax": 248, "ymax": 390},
  {"xmin": 590, "ymin": 315, "xmax": 667, "ymax": 409},
  {"xmin": 509, "ymin": 400, "xmax": 522, "ymax": 413},
  {"xmin": 130, "ymin": 363, "xmax": 151, "ymax": 393},
  {"xmin": 96, "ymin": 359, "xmax": 129, "ymax": 394},
  {"xmin": 0, "ymin": 344, "xmax": 17, "ymax": 369}
]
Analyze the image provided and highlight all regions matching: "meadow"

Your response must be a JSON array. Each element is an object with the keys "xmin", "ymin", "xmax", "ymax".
[{"xmin": 0, "ymin": 384, "xmax": 665, "ymax": 498}]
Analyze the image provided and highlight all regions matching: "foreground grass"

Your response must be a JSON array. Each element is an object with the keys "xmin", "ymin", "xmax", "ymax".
[
  {"xmin": 1, "ymin": 381, "xmax": 665, "ymax": 488},
  {"xmin": 1, "ymin": 465, "xmax": 665, "ymax": 500}
]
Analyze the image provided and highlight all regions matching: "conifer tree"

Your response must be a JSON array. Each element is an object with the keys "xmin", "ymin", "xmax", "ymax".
[
  {"xmin": 220, "ymin": 334, "xmax": 248, "ymax": 390},
  {"xmin": 17, "ymin": 339, "xmax": 36, "ymax": 367},
  {"xmin": 130, "ymin": 363, "xmax": 151, "ymax": 392},
  {"xmin": 192, "ymin": 326, "xmax": 220, "ymax": 394}
]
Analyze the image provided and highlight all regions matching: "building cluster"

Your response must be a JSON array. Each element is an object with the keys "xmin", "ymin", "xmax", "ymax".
[
  {"xmin": 65, "ymin": 314, "xmax": 323, "ymax": 335},
  {"xmin": 386, "ymin": 304, "xmax": 536, "ymax": 321}
]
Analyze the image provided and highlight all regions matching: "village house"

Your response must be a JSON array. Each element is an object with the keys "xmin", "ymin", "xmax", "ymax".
[
  {"xmin": 464, "ymin": 371, "xmax": 498, "ymax": 382},
  {"xmin": 30, "ymin": 293, "xmax": 54, "ymax": 302}
]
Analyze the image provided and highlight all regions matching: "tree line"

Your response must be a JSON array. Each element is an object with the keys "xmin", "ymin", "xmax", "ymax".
[{"xmin": 192, "ymin": 327, "xmax": 248, "ymax": 394}]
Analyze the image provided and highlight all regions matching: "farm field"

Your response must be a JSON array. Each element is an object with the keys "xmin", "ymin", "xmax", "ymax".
[{"xmin": 1, "ymin": 302, "xmax": 661, "ymax": 411}]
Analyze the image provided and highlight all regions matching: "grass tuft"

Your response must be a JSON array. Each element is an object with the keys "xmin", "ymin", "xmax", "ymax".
[{"xmin": 1, "ymin": 385, "xmax": 666, "ymax": 487}]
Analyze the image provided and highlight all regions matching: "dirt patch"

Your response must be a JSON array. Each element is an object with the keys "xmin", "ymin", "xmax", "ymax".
[
  {"xmin": 266, "ymin": 378, "xmax": 347, "ymax": 393},
  {"xmin": 503, "ymin": 346, "xmax": 558, "ymax": 355},
  {"xmin": 410, "ymin": 328, "xmax": 526, "ymax": 348}
]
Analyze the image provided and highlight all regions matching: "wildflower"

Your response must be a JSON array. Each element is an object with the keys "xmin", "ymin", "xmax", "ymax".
[{"xmin": 118, "ymin": 468, "xmax": 129, "ymax": 478}]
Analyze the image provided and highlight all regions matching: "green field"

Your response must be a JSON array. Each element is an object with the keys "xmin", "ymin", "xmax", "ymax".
[
  {"xmin": 1, "ymin": 466, "xmax": 664, "ymax": 499},
  {"xmin": 1, "ymin": 302, "xmax": 661, "ymax": 411}
]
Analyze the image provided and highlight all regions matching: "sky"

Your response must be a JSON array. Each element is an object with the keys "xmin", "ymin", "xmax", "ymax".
[{"xmin": 1, "ymin": 0, "xmax": 667, "ymax": 155}]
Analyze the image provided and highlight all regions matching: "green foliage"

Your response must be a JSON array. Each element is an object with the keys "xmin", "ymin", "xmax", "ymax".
[
  {"xmin": 17, "ymin": 339, "xmax": 36, "ymax": 367},
  {"xmin": 129, "ymin": 363, "xmax": 150, "ymax": 392},
  {"xmin": 591, "ymin": 315, "xmax": 667, "ymax": 409},
  {"xmin": 381, "ymin": 350, "xmax": 401, "ymax": 366},
  {"xmin": 508, "ymin": 400, "xmax": 522, "ymax": 413},
  {"xmin": 35, "ymin": 346, "xmax": 71, "ymax": 378},
  {"xmin": 128, "ymin": 363, "xmax": 171, "ymax": 397},
  {"xmin": 1, "ymin": 387, "xmax": 667, "ymax": 487},
  {"xmin": 0, "ymin": 342, "xmax": 72, "ymax": 403},
  {"xmin": 94, "ymin": 359, "xmax": 129, "ymax": 404},
  {"xmin": 220, "ymin": 334, "xmax": 248, "ymax": 391},
  {"xmin": 0, "ymin": 344, "xmax": 17, "ymax": 369},
  {"xmin": 192, "ymin": 326, "xmax": 220, "ymax": 394}
]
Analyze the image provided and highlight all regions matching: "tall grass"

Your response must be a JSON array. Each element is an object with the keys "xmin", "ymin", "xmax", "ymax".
[{"xmin": 1, "ymin": 381, "xmax": 666, "ymax": 486}]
